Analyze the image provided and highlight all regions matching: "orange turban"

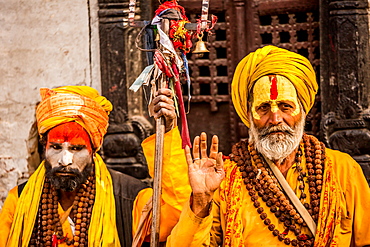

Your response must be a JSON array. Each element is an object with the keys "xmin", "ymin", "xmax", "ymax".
[
  {"xmin": 231, "ymin": 45, "xmax": 318, "ymax": 127},
  {"xmin": 36, "ymin": 86, "xmax": 112, "ymax": 150}
]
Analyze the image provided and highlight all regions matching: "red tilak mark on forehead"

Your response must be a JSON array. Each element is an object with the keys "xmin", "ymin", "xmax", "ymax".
[
  {"xmin": 270, "ymin": 76, "xmax": 278, "ymax": 100},
  {"xmin": 47, "ymin": 122, "xmax": 92, "ymax": 152}
]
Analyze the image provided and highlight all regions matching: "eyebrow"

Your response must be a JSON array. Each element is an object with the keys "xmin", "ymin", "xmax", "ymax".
[
  {"xmin": 48, "ymin": 142, "xmax": 87, "ymax": 148},
  {"xmin": 48, "ymin": 142, "xmax": 62, "ymax": 145},
  {"xmin": 70, "ymin": 144, "xmax": 87, "ymax": 148},
  {"xmin": 276, "ymin": 100, "xmax": 296, "ymax": 105}
]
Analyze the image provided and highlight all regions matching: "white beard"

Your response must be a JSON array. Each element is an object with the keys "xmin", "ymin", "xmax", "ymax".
[{"xmin": 249, "ymin": 112, "xmax": 305, "ymax": 164}]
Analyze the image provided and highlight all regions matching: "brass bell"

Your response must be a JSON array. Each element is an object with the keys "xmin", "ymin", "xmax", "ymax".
[{"xmin": 192, "ymin": 33, "xmax": 210, "ymax": 54}]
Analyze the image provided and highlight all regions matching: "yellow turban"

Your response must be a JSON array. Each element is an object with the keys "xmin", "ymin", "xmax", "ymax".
[
  {"xmin": 231, "ymin": 45, "xmax": 318, "ymax": 127},
  {"xmin": 36, "ymin": 85, "xmax": 113, "ymax": 150}
]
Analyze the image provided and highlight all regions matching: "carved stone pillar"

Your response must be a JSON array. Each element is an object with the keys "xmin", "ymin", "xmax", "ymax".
[
  {"xmin": 98, "ymin": 0, "xmax": 153, "ymax": 179},
  {"xmin": 320, "ymin": 0, "xmax": 370, "ymax": 183}
]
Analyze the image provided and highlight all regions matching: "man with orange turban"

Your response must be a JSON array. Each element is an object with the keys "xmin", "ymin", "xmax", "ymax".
[
  {"xmin": 0, "ymin": 86, "xmax": 191, "ymax": 246},
  {"xmin": 165, "ymin": 46, "xmax": 370, "ymax": 246}
]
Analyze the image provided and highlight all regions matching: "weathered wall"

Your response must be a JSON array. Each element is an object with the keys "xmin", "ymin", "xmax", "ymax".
[{"xmin": 0, "ymin": 0, "xmax": 101, "ymax": 209}]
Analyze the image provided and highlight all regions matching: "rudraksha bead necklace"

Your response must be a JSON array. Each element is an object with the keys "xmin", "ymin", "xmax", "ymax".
[
  {"xmin": 229, "ymin": 134, "xmax": 325, "ymax": 246},
  {"xmin": 29, "ymin": 170, "xmax": 96, "ymax": 247}
]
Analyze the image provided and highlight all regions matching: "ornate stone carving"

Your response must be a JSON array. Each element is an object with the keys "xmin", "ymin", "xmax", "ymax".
[
  {"xmin": 101, "ymin": 107, "xmax": 152, "ymax": 179},
  {"xmin": 98, "ymin": 1, "xmax": 153, "ymax": 179},
  {"xmin": 320, "ymin": 0, "xmax": 370, "ymax": 184},
  {"xmin": 322, "ymin": 96, "xmax": 370, "ymax": 157}
]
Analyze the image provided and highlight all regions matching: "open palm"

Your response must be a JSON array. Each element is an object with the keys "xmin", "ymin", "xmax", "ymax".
[{"xmin": 185, "ymin": 133, "xmax": 225, "ymax": 195}]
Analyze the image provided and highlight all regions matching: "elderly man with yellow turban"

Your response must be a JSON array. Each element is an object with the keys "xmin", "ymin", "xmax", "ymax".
[
  {"xmin": 0, "ymin": 86, "xmax": 191, "ymax": 246},
  {"xmin": 165, "ymin": 46, "xmax": 370, "ymax": 246}
]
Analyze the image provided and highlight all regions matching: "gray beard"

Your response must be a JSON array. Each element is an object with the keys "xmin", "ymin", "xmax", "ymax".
[{"xmin": 249, "ymin": 112, "xmax": 305, "ymax": 164}]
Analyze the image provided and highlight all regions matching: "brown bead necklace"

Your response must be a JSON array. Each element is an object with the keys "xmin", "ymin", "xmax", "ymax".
[
  {"xmin": 29, "ymin": 171, "xmax": 96, "ymax": 247},
  {"xmin": 229, "ymin": 134, "xmax": 325, "ymax": 246}
]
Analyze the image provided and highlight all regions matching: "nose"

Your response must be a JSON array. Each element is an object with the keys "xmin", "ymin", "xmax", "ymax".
[
  {"xmin": 58, "ymin": 150, "xmax": 73, "ymax": 167},
  {"xmin": 268, "ymin": 110, "xmax": 283, "ymax": 126}
]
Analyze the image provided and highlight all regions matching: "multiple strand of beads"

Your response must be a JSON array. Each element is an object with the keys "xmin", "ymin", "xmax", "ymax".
[
  {"xmin": 302, "ymin": 134, "xmax": 325, "ymax": 223},
  {"xmin": 29, "ymin": 172, "xmax": 95, "ymax": 247},
  {"xmin": 229, "ymin": 134, "xmax": 325, "ymax": 246}
]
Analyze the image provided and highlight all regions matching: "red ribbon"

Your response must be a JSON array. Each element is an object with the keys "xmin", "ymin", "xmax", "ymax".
[
  {"xmin": 154, "ymin": 51, "xmax": 173, "ymax": 78},
  {"xmin": 171, "ymin": 62, "xmax": 192, "ymax": 149}
]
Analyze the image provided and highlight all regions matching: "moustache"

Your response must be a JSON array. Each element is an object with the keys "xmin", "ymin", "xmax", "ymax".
[
  {"xmin": 48, "ymin": 166, "xmax": 82, "ymax": 177},
  {"xmin": 259, "ymin": 125, "xmax": 294, "ymax": 138}
]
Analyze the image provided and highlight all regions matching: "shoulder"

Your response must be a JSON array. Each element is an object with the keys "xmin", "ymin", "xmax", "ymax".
[
  {"xmin": 325, "ymin": 148, "xmax": 362, "ymax": 173},
  {"xmin": 325, "ymin": 148, "xmax": 367, "ymax": 187},
  {"xmin": 108, "ymin": 168, "xmax": 149, "ymax": 200},
  {"xmin": 1, "ymin": 186, "xmax": 19, "ymax": 214}
]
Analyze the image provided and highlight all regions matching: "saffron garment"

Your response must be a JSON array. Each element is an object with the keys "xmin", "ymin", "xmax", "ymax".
[
  {"xmin": 0, "ymin": 127, "xmax": 191, "ymax": 247},
  {"xmin": 166, "ymin": 148, "xmax": 370, "ymax": 247}
]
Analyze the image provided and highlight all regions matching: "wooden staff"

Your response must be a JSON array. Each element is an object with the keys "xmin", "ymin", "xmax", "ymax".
[
  {"xmin": 150, "ymin": 75, "xmax": 166, "ymax": 247},
  {"xmin": 150, "ymin": 18, "xmax": 170, "ymax": 247}
]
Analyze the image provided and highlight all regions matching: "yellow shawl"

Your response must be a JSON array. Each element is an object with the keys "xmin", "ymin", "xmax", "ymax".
[
  {"xmin": 6, "ymin": 154, "xmax": 120, "ymax": 246},
  {"xmin": 220, "ymin": 148, "xmax": 343, "ymax": 247}
]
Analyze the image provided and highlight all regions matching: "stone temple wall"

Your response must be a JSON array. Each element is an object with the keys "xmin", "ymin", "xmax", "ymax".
[{"xmin": 0, "ymin": 0, "xmax": 101, "ymax": 209}]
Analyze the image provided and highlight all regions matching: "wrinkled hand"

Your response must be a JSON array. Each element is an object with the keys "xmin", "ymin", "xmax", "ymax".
[
  {"xmin": 150, "ymin": 88, "xmax": 177, "ymax": 132},
  {"xmin": 185, "ymin": 132, "xmax": 225, "ymax": 216}
]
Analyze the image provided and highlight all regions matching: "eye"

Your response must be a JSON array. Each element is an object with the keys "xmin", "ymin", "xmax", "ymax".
[
  {"xmin": 279, "ymin": 102, "xmax": 294, "ymax": 110},
  {"xmin": 50, "ymin": 144, "xmax": 62, "ymax": 150},
  {"xmin": 71, "ymin": 146, "xmax": 84, "ymax": 151},
  {"xmin": 257, "ymin": 103, "xmax": 270, "ymax": 112}
]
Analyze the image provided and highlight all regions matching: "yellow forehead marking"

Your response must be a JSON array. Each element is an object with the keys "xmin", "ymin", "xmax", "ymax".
[{"xmin": 251, "ymin": 75, "xmax": 300, "ymax": 120}]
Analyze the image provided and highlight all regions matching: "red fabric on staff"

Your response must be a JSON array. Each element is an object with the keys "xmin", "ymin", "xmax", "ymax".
[
  {"xmin": 171, "ymin": 63, "xmax": 192, "ymax": 149},
  {"xmin": 154, "ymin": 51, "xmax": 173, "ymax": 78},
  {"xmin": 155, "ymin": 0, "xmax": 187, "ymax": 18}
]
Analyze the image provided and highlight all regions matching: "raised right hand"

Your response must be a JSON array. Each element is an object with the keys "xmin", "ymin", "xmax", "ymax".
[{"xmin": 185, "ymin": 132, "xmax": 225, "ymax": 216}]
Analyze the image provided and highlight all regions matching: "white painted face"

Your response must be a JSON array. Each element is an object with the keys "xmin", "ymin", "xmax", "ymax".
[
  {"xmin": 251, "ymin": 75, "xmax": 300, "ymax": 120},
  {"xmin": 44, "ymin": 122, "xmax": 93, "ymax": 185},
  {"xmin": 45, "ymin": 141, "xmax": 92, "ymax": 176}
]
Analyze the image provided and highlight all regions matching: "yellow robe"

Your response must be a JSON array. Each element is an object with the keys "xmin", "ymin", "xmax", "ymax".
[
  {"xmin": 167, "ymin": 148, "xmax": 370, "ymax": 247},
  {"xmin": 0, "ymin": 127, "xmax": 191, "ymax": 247}
]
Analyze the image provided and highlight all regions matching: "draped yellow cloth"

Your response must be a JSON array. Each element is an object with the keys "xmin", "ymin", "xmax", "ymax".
[
  {"xmin": 4, "ymin": 154, "xmax": 121, "ymax": 247},
  {"xmin": 166, "ymin": 148, "xmax": 370, "ymax": 246},
  {"xmin": 218, "ymin": 146, "xmax": 343, "ymax": 247},
  {"xmin": 1, "ymin": 127, "xmax": 191, "ymax": 247},
  {"xmin": 231, "ymin": 45, "xmax": 318, "ymax": 127},
  {"xmin": 2, "ymin": 86, "xmax": 120, "ymax": 246},
  {"xmin": 36, "ymin": 86, "xmax": 112, "ymax": 150}
]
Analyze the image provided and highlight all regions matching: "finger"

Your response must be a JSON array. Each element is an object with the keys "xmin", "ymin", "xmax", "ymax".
[
  {"xmin": 200, "ymin": 132, "xmax": 208, "ymax": 159},
  {"xmin": 152, "ymin": 95, "xmax": 174, "ymax": 106},
  {"xmin": 153, "ymin": 102, "xmax": 175, "ymax": 114},
  {"xmin": 209, "ymin": 135, "xmax": 219, "ymax": 160},
  {"xmin": 157, "ymin": 88, "xmax": 173, "ymax": 98},
  {"xmin": 152, "ymin": 109, "xmax": 173, "ymax": 120},
  {"xmin": 184, "ymin": 145, "xmax": 194, "ymax": 166},
  {"xmin": 192, "ymin": 136, "xmax": 200, "ymax": 160},
  {"xmin": 215, "ymin": 152, "xmax": 224, "ymax": 172}
]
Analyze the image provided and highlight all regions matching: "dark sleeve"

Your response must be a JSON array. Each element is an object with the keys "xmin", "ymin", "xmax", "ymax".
[{"xmin": 108, "ymin": 168, "xmax": 149, "ymax": 247}]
